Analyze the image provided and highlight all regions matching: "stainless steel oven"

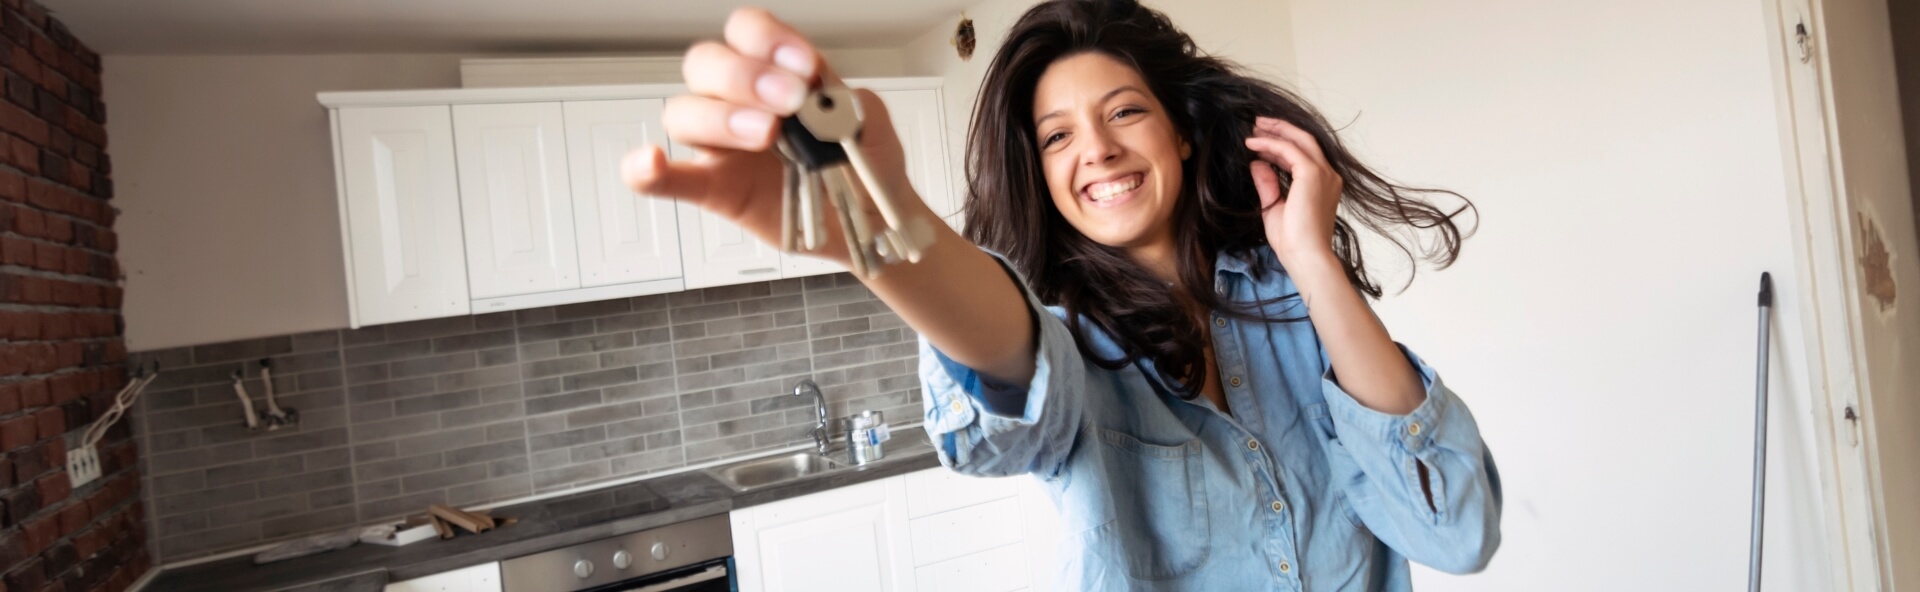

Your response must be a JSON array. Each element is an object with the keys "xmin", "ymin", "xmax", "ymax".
[{"xmin": 501, "ymin": 514, "xmax": 733, "ymax": 592}]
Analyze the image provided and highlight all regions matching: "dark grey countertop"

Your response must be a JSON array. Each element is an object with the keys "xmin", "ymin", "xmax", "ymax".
[{"xmin": 144, "ymin": 441, "xmax": 943, "ymax": 592}]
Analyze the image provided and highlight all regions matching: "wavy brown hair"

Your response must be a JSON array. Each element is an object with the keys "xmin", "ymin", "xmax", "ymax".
[{"xmin": 961, "ymin": 0, "xmax": 1476, "ymax": 398}]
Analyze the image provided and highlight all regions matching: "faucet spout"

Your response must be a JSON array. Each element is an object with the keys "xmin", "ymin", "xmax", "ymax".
[{"xmin": 792, "ymin": 379, "xmax": 829, "ymax": 453}]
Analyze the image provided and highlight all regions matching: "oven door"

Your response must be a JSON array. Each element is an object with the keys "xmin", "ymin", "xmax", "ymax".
[{"xmin": 583, "ymin": 558, "xmax": 732, "ymax": 592}]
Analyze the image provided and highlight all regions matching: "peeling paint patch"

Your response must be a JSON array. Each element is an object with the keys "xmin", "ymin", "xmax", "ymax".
[{"xmin": 1856, "ymin": 211, "xmax": 1897, "ymax": 314}]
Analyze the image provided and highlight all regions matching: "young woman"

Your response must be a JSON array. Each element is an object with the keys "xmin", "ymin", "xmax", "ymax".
[{"xmin": 624, "ymin": 1, "xmax": 1502, "ymax": 589}]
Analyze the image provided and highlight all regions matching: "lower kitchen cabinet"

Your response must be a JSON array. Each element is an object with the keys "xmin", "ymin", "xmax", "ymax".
[
  {"xmin": 383, "ymin": 562, "xmax": 503, "ymax": 592},
  {"xmin": 729, "ymin": 467, "xmax": 1059, "ymax": 592}
]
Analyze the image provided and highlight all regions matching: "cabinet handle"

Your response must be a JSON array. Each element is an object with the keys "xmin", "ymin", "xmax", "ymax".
[{"xmin": 739, "ymin": 267, "xmax": 778, "ymax": 275}]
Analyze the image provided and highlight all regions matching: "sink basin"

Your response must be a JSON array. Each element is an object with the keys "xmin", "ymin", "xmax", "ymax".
[{"xmin": 710, "ymin": 452, "xmax": 842, "ymax": 490}]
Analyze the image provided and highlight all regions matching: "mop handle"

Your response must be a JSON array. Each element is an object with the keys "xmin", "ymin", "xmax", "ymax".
[{"xmin": 1748, "ymin": 272, "xmax": 1773, "ymax": 592}]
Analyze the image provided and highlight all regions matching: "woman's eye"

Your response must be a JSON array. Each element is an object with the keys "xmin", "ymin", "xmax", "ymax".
[
  {"xmin": 1042, "ymin": 132, "xmax": 1067, "ymax": 147},
  {"xmin": 1113, "ymin": 107, "xmax": 1143, "ymax": 120}
]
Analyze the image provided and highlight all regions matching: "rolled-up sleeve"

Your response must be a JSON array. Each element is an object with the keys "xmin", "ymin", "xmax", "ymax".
[
  {"xmin": 1321, "ymin": 344, "xmax": 1503, "ymax": 574},
  {"xmin": 919, "ymin": 254, "xmax": 1086, "ymax": 480}
]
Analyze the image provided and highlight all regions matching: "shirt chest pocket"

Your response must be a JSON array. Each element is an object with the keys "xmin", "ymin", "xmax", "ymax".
[{"xmin": 1090, "ymin": 428, "xmax": 1211, "ymax": 580}]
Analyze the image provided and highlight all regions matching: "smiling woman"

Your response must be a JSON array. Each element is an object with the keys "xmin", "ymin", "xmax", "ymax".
[{"xmin": 631, "ymin": 1, "xmax": 1502, "ymax": 589}]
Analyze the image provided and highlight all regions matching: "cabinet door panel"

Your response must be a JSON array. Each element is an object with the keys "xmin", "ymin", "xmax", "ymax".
[
  {"xmin": 453, "ymin": 102, "xmax": 581, "ymax": 299},
  {"xmin": 564, "ymin": 99, "xmax": 683, "ymax": 287},
  {"xmin": 913, "ymin": 544, "xmax": 1028, "ymax": 592},
  {"xmin": 758, "ymin": 505, "xmax": 894, "ymax": 592},
  {"xmin": 336, "ymin": 106, "xmax": 470, "ymax": 326},
  {"xmin": 674, "ymin": 135, "xmax": 784, "ymax": 288}
]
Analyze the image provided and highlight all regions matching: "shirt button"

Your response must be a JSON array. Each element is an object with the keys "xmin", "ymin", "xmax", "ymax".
[
  {"xmin": 1271, "ymin": 500, "xmax": 1285, "ymax": 513},
  {"xmin": 1228, "ymin": 376, "xmax": 1242, "ymax": 388},
  {"xmin": 1408, "ymin": 422, "xmax": 1423, "ymax": 436},
  {"xmin": 1279, "ymin": 561, "xmax": 1292, "ymax": 574},
  {"xmin": 1247, "ymin": 439, "xmax": 1260, "ymax": 451},
  {"xmin": 1214, "ymin": 316, "xmax": 1226, "ymax": 328}
]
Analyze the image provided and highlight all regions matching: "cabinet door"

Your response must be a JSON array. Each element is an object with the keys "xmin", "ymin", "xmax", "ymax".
[
  {"xmin": 674, "ymin": 141, "xmax": 785, "ymax": 289},
  {"xmin": 384, "ymin": 562, "xmax": 501, "ymax": 592},
  {"xmin": 335, "ymin": 106, "xmax": 470, "ymax": 327},
  {"xmin": 732, "ymin": 479, "xmax": 914, "ymax": 592},
  {"xmin": 452, "ymin": 102, "xmax": 581, "ymax": 299},
  {"xmin": 782, "ymin": 88, "xmax": 954, "ymax": 278},
  {"xmin": 563, "ymin": 99, "xmax": 683, "ymax": 287}
]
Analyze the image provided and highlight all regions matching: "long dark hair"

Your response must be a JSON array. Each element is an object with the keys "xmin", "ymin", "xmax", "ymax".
[{"xmin": 961, "ymin": 0, "xmax": 1475, "ymax": 397}]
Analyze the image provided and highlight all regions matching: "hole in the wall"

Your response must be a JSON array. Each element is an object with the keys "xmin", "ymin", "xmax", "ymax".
[
  {"xmin": 1856, "ymin": 210, "xmax": 1898, "ymax": 314},
  {"xmin": 952, "ymin": 16, "xmax": 976, "ymax": 61}
]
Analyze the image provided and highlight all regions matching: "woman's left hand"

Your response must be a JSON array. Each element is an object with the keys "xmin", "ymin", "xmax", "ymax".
[{"xmin": 1246, "ymin": 116, "xmax": 1343, "ymax": 271}]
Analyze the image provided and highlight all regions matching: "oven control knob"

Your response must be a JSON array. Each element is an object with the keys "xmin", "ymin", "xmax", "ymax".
[
  {"xmin": 612, "ymin": 550, "xmax": 633, "ymax": 570},
  {"xmin": 573, "ymin": 559, "xmax": 594, "ymax": 579},
  {"xmin": 650, "ymin": 542, "xmax": 670, "ymax": 561}
]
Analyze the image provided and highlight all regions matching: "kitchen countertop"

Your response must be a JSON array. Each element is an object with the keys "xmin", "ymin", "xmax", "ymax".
[{"xmin": 143, "ymin": 439, "xmax": 944, "ymax": 592}]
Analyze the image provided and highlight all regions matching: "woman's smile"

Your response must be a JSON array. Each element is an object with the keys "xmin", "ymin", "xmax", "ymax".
[{"xmin": 1082, "ymin": 172, "xmax": 1144, "ymax": 207}]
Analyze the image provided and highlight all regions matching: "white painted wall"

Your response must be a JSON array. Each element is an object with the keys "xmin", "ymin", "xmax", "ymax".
[
  {"xmin": 903, "ymin": 0, "xmax": 1840, "ymax": 590},
  {"xmin": 1286, "ymin": 1, "xmax": 1830, "ymax": 590},
  {"xmin": 107, "ymin": 50, "xmax": 907, "ymax": 351}
]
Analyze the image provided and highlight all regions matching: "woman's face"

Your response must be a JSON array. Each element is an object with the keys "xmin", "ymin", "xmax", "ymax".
[{"xmin": 1032, "ymin": 51, "xmax": 1189, "ymax": 253}]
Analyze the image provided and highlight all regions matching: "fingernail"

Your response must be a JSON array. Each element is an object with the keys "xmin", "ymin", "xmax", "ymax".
[
  {"xmin": 729, "ymin": 109, "xmax": 775, "ymax": 140},
  {"xmin": 756, "ymin": 72, "xmax": 805, "ymax": 113},
  {"xmin": 774, "ymin": 45, "xmax": 816, "ymax": 78}
]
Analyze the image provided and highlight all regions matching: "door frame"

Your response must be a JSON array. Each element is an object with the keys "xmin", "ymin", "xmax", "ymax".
[{"xmin": 1763, "ymin": 0, "xmax": 1905, "ymax": 589}]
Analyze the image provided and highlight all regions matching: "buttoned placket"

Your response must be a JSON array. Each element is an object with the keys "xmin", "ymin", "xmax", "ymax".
[{"xmin": 1208, "ymin": 274, "xmax": 1302, "ymax": 588}]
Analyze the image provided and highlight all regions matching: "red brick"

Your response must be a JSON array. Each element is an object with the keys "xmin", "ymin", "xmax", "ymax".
[
  {"xmin": 7, "ymin": 135, "xmax": 35, "ymax": 175},
  {"xmin": 47, "ymin": 374, "xmax": 79, "ymax": 404},
  {"xmin": 0, "ymin": 100, "xmax": 44, "ymax": 146},
  {"xmin": 0, "ymin": 236, "xmax": 28, "ymax": 266},
  {"xmin": 30, "ymin": 406, "xmax": 59, "ymax": 440},
  {"xmin": 51, "ymin": 343, "xmax": 78, "ymax": 369},
  {"xmin": 4, "ymin": 557, "xmax": 44, "ymax": 591},
  {"xmin": 70, "ymin": 524, "xmax": 102, "ymax": 559},
  {"xmin": 10, "ymin": 203, "xmax": 39, "ymax": 236},
  {"xmin": 61, "ymin": 109, "xmax": 98, "ymax": 147},
  {"xmin": 16, "ymin": 379, "xmax": 44, "ymax": 407},
  {"xmin": 30, "ymin": 242, "xmax": 58, "ymax": 272},
  {"xmin": 41, "ymin": 214, "xmax": 67, "ymax": 243},
  {"xmin": 21, "ymin": 517, "xmax": 56, "ymax": 556},
  {"xmin": 0, "ymin": 416, "xmax": 31, "ymax": 448},
  {"xmin": 55, "ymin": 501, "xmax": 84, "ymax": 535},
  {"xmin": 0, "ymin": 384, "xmax": 19, "ymax": 415},
  {"xmin": 0, "ymin": 166, "xmax": 22, "ymax": 201},
  {"xmin": 33, "ymin": 473, "xmax": 67, "ymax": 506},
  {"xmin": 26, "ymin": 33, "xmax": 52, "ymax": 65},
  {"xmin": 0, "ymin": 310, "xmax": 36, "ymax": 339}
]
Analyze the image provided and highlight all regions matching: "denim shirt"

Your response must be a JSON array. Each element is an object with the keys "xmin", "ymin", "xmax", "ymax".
[{"xmin": 918, "ymin": 247, "xmax": 1502, "ymax": 591}]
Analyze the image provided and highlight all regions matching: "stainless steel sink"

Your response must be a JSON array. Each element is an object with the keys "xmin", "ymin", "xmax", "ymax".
[{"xmin": 709, "ymin": 451, "xmax": 842, "ymax": 491}]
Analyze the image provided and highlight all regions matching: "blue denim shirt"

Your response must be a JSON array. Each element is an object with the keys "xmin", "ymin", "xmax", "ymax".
[{"xmin": 919, "ymin": 247, "xmax": 1501, "ymax": 591}]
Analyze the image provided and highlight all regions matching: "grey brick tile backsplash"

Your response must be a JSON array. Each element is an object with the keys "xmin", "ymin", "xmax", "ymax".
[{"xmin": 129, "ymin": 274, "xmax": 922, "ymax": 563}]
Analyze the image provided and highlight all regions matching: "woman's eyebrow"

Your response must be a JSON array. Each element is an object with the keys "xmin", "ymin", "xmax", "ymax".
[{"xmin": 1033, "ymin": 85, "xmax": 1149, "ymax": 126}]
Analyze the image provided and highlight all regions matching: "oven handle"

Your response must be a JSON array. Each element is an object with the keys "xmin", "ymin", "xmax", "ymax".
[{"xmin": 627, "ymin": 564, "xmax": 728, "ymax": 592}]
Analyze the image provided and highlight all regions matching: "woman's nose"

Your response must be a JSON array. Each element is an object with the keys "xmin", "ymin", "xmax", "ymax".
[{"xmin": 1079, "ymin": 126, "xmax": 1122, "ymax": 166}]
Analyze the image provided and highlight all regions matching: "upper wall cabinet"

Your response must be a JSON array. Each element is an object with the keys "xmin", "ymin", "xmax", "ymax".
[
  {"xmin": 332, "ymin": 106, "xmax": 471, "ymax": 326},
  {"xmin": 321, "ymin": 78, "xmax": 946, "ymax": 327}
]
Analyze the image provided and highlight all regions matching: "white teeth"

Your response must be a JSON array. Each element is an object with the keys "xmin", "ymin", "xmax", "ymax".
[{"xmin": 1087, "ymin": 176, "xmax": 1141, "ymax": 202}]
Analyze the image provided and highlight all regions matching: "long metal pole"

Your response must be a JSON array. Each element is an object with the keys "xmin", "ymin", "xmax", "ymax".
[{"xmin": 1748, "ymin": 272, "xmax": 1773, "ymax": 592}]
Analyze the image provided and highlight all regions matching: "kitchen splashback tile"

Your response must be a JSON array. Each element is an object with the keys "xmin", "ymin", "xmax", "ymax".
[{"xmin": 130, "ymin": 273, "xmax": 922, "ymax": 563}]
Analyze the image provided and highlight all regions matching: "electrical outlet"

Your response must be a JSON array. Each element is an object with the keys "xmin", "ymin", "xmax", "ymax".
[{"xmin": 66, "ymin": 445, "xmax": 100, "ymax": 487}]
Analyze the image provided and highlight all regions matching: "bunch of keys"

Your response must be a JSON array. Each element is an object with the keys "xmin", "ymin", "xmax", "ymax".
[{"xmin": 775, "ymin": 84, "xmax": 935, "ymax": 279}]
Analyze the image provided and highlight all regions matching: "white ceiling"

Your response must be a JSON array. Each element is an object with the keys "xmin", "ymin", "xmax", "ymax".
[{"xmin": 38, "ymin": 0, "xmax": 972, "ymax": 55}]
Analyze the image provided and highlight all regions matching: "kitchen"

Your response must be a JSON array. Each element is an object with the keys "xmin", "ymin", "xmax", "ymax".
[{"xmin": 0, "ymin": 0, "xmax": 1914, "ymax": 591}]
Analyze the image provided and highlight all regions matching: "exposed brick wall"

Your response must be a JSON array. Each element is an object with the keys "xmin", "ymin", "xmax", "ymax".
[{"xmin": 0, "ymin": 0, "xmax": 149, "ymax": 591}]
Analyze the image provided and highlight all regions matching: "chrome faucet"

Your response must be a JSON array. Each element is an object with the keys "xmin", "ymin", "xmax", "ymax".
[{"xmin": 792, "ymin": 379, "xmax": 830, "ymax": 453}]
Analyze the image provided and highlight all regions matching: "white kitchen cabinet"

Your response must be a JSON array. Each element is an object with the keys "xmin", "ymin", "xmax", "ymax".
[
  {"xmin": 564, "ymin": 99, "xmax": 683, "ymax": 287},
  {"xmin": 676, "ymin": 199, "xmax": 786, "ymax": 289},
  {"xmin": 781, "ymin": 88, "xmax": 955, "ymax": 279},
  {"xmin": 384, "ymin": 562, "xmax": 502, "ymax": 592},
  {"xmin": 452, "ymin": 102, "xmax": 582, "ymax": 299},
  {"xmin": 333, "ymin": 106, "xmax": 472, "ymax": 327},
  {"xmin": 730, "ymin": 479, "xmax": 915, "ymax": 592},
  {"xmin": 729, "ymin": 466, "xmax": 1061, "ymax": 592}
]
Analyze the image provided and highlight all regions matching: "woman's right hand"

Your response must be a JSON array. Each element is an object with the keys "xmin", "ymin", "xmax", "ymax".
[{"xmin": 621, "ymin": 8, "xmax": 917, "ymax": 266}]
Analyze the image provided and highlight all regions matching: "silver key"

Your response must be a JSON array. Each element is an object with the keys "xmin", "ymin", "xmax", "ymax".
[
  {"xmin": 820, "ymin": 167, "xmax": 876, "ymax": 278},
  {"xmin": 778, "ymin": 151, "xmax": 802, "ymax": 252},
  {"xmin": 795, "ymin": 86, "xmax": 935, "ymax": 263}
]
